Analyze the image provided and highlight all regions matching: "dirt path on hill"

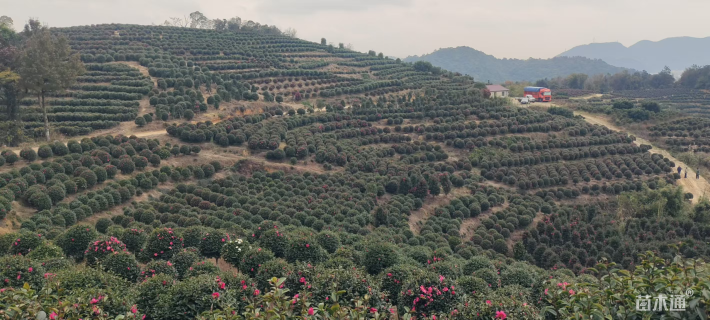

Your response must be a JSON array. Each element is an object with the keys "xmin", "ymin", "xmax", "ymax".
[
  {"xmin": 574, "ymin": 110, "xmax": 710, "ymax": 203},
  {"xmin": 459, "ymin": 202, "xmax": 510, "ymax": 240},
  {"xmin": 407, "ymin": 188, "xmax": 471, "ymax": 235}
]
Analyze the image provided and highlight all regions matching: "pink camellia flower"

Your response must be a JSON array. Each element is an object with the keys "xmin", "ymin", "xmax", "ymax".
[
  {"xmin": 307, "ymin": 307, "xmax": 314, "ymax": 316},
  {"xmin": 219, "ymin": 282, "xmax": 226, "ymax": 290},
  {"xmin": 300, "ymin": 277, "xmax": 306, "ymax": 283},
  {"xmin": 495, "ymin": 311, "xmax": 507, "ymax": 319},
  {"xmin": 544, "ymin": 288, "xmax": 549, "ymax": 295},
  {"xmin": 28, "ymin": 267, "xmax": 33, "ymax": 272},
  {"xmin": 569, "ymin": 289, "xmax": 575, "ymax": 295},
  {"xmin": 306, "ymin": 244, "xmax": 310, "ymax": 248},
  {"xmin": 486, "ymin": 300, "xmax": 492, "ymax": 306},
  {"xmin": 432, "ymin": 315, "xmax": 437, "ymax": 320},
  {"xmin": 212, "ymin": 292, "xmax": 220, "ymax": 299},
  {"xmin": 16, "ymin": 275, "xmax": 20, "ymax": 280},
  {"xmin": 131, "ymin": 305, "xmax": 138, "ymax": 313},
  {"xmin": 49, "ymin": 312, "xmax": 57, "ymax": 320},
  {"xmin": 369, "ymin": 308, "xmax": 377, "ymax": 313},
  {"xmin": 254, "ymin": 289, "xmax": 260, "ymax": 296},
  {"xmin": 91, "ymin": 298, "xmax": 99, "ymax": 304},
  {"xmin": 439, "ymin": 275, "xmax": 445, "ymax": 282}
]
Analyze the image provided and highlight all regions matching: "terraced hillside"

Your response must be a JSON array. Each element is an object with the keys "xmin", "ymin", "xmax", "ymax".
[{"xmin": 1, "ymin": 23, "xmax": 709, "ymax": 320}]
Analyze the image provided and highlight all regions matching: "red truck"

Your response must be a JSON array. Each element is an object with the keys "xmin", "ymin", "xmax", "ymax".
[{"xmin": 524, "ymin": 87, "xmax": 552, "ymax": 102}]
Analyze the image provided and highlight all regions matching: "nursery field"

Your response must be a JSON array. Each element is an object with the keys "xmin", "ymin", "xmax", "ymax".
[{"xmin": 1, "ymin": 23, "xmax": 709, "ymax": 320}]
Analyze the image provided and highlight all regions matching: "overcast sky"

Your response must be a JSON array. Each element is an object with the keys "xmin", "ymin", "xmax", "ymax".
[{"xmin": 2, "ymin": 0, "xmax": 709, "ymax": 59}]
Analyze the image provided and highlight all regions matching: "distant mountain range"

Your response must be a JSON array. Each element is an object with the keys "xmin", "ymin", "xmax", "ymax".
[
  {"xmin": 403, "ymin": 46, "xmax": 627, "ymax": 83},
  {"xmin": 557, "ymin": 36, "xmax": 710, "ymax": 73}
]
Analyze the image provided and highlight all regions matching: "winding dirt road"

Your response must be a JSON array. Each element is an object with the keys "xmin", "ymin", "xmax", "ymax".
[{"xmin": 575, "ymin": 110, "xmax": 710, "ymax": 203}]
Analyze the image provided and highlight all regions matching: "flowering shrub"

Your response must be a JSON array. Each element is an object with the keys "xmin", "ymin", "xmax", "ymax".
[
  {"xmin": 254, "ymin": 258, "xmax": 291, "ymax": 290},
  {"xmin": 315, "ymin": 231, "xmax": 340, "ymax": 254},
  {"xmin": 9, "ymin": 231, "xmax": 43, "ymax": 256},
  {"xmin": 137, "ymin": 273, "xmax": 174, "ymax": 319},
  {"xmin": 220, "ymin": 238, "xmax": 247, "ymax": 267},
  {"xmin": 120, "ymin": 228, "xmax": 147, "ymax": 252},
  {"xmin": 399, "ymin": 272, "xmax": 458, "ymax": 317},
  {"xmin": 256, "ymin": 228, "xmax": 288, "ymax": 258},
  {"xmin": 172, "ymin": 248, "xmax": 199, "ymax": 279},
  {"xmin": 381, "ymin": 264, "xmax": 421, "ymax": 303},
  {"xmin": 56, "ymin": 225, "xmax": 98, "ymax": 259},
  {"xmin": 240, "ymin": 247, "xmax": 275, "ymax": 277},
  {"xmin": 285, "ymin": 237, "xmax": 326, "ymax": 263},
  {"xmin": 144, "ymin": 228, "xmax": 183, "ymax": 260},
  {"xmin": 184, "ymin": 260, "xmax": 220, "ymax": 278},
  {"xmin": 363, "ymin": 241, "xmax": 399, "ymax": 275},
  {"xmin": 0, "ymin": 255, "xmax": 45, "ymax": 288},
  {"xmin": 541, "ymin": 252, "xmax": 710, "ymax": 319},
  {"xmin": 26, "ymin": 242, "xmax": 64, "ymax": 261},
  {"xmin": 141, "ymin": 260, "xmax": 178, "ymax": 280},
  {"xmin": 199, "ymin": 230, "xmax": 229, "ymax": 262},
  {"xmin": 84, "ymin": 236, "xmax": 128, "ymax": 266},
  {"xmin": 102, "ymin": 251, "xmax": 140, "ymax": 282}
]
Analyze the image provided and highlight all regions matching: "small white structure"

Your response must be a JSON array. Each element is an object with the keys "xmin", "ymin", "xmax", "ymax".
[{"xmin": 486, "ymin": 84, "xmax": 509, "ymax": 98}]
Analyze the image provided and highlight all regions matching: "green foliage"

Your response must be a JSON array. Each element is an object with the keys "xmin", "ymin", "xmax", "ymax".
[
  {"xmin": 26, "ymin": 242, "xmax": 64, "ymax": 261},
  {"xmin": 95, "ymin": 217, "xmax": 113, "ymax": 233},
  {"xmin": 199, "ymin": 230, "xmax": 228, "ymax": 261},
  {"xmin": 172, "ymin": 248, "xmax": 199, "ymax": 279},
  {"xmin": 142, "ymin": 260, "xmax": 178, "ymax": 280},
  {"xmin": 285, "ymin": 237, "xmax": 326, "ymax": 263},
  {"xmin": 102, "ymin": 251, "xmax": 140, "ymax": 282},
  {"xmin": 363, "ymin": 241, "xmax": 399, "ymax": 275},
  {"xmin": 0, "ymin": 255, "xmax": 45, "ymax": 288},
  {"xmin": 84, "ymin": 236, "xmax": 127, "ymax": 266},
  {"xmin": 56, "ymin": 225, "xmax": 98, "ymax": 259},
  {"xmin": 9, "ymin": 230, "xmax": 43, "ymax": 256},
  {"xmin": 144, "ymin": 228, "xmax": 183, "ymax": 260},
  {"xmin": 220, "ymin": 238, "xmax": 247, "ymax": 268},
  {"xmin": 120, "ymin": 228, "xmax": 147, "ymax": 252},
  {"xmin": 184, "ymin": 260, "xmax": 220, "ymax": 278},
  {"xmin": 241, "ymin": 247, "xmax": 275, "ymax": 277}
]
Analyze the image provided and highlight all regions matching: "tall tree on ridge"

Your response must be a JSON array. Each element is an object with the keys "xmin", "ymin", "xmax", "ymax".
[{"xmin": 18, "ymin": 20, "xmax": 84, "ymax": 141}]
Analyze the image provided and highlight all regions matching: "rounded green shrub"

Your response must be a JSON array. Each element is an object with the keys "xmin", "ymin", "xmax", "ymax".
[
  {"xmin": 144, "ymin": 228, "xmax": 183, "ymax": 260},
  {"xmin": 26, "ymin": 242, "xmax": 64, "ymax": 261},
  {"xmin": 240, "ymin": 247, "xmax": 275, "ymax": 277},
  {"xmin": 220, "ymin": 238, "xmax": 247, "ymax": 268},
  {"xmin": 96, "ymin": 218, "xmax": 113, "ymax": 234},
  {"xmin": 363, "ymin": 242, "xmax": 399, "ymax": 275},
  {"xmin": 85, "ymin": 236, "xmax": 128, "ymax": 266},
  {"xmin": 9, "ymin": 230, "xmax": 44, "ymax": 256},
  {"xmin": 20, "ymin": 148, "xmax": 37, "ymax": 162},
  {"xmin": 0, "ymin": 255, "xmax": 45, "ymax": 288},
  {"xmin": 457, "ymin": 275, "xmax": 489, "ymax": 295},
  {"xmin": 56, "ymin": 225, "xmax": 98, "ymax": 259},
  {"xmin": 171, "ymin": 247, "xmax": 199, "ymax": 279},
  {"xmin": 315, "ymin": 231, "xmax": 340, "ymax": 254},
  {"xmin": 102, "ymin": 251, "xmax": 140, "ymax": 282},
  {"xmin": 37, "ymin": 145, "xmax": 53, "ymax": 159}
]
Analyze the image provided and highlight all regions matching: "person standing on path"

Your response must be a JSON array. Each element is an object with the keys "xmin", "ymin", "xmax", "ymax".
[
  {"xmin": 678, "ymin": 166, "xmax": 682, "ymax": 175},
  {"xmin": 685, "ymin": 167, "xmax": 688, "ymax": 178},
  {"xmin": 697, "ymin": 169, "xmax": 701, "ymax": 179}
]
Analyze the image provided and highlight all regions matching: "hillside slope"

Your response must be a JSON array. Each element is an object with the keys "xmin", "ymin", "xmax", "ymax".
[
  {"xmin": 403, "ymin": 46, "xmax": 627, "ymax": 83},
  {"xmin": 557, "ymin": 36, "xmax": 710, "ymax": 72}
]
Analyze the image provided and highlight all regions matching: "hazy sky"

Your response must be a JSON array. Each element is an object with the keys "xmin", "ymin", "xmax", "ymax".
[{"xmin": 2, "ymin": 0, "xmax": 709, "ymax": 59}]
